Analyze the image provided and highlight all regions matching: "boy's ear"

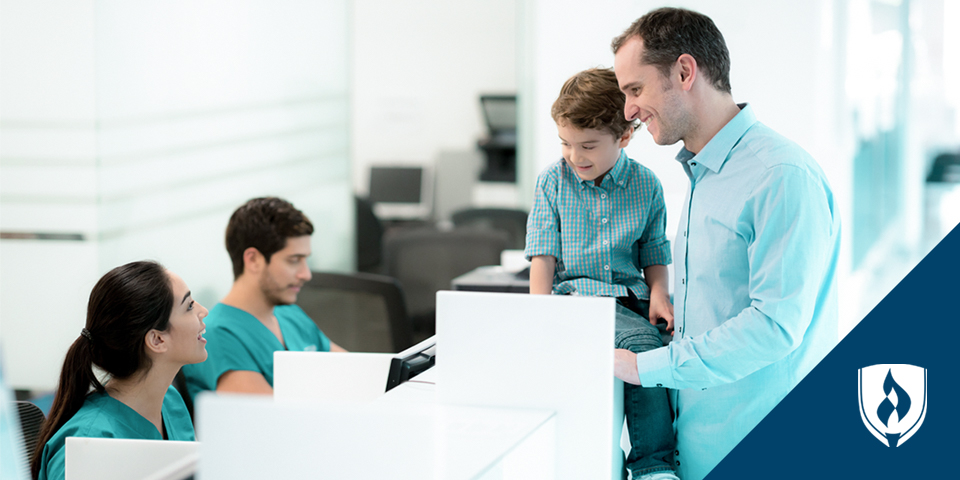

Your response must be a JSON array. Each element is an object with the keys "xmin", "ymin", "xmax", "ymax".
[{"xmin": 619, "ymin": 127, "xmax": 634, "ymax": 148}]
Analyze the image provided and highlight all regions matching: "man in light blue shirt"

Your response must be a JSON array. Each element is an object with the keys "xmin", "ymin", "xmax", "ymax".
[{"xmin": 611, "ymin": 8, "xmax": 840, "ymax": 479}]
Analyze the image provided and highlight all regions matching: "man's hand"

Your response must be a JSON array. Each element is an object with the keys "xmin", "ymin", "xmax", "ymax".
[
  {"xmin": 648, "ymin": 288, "xmax": 675, "ymax": 333},
  {"xmin": 614, "ymin": 348, "xmax": 641, "ymax": 385}
]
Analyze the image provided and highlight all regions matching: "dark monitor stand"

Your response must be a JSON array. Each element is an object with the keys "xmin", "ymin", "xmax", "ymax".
[{"xmin": 385, "ymin": 335, "xmax": 436, "ymax": 392}]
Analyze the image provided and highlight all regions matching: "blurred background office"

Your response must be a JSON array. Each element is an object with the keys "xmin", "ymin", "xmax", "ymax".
[{"xmin": 1, "ymin": 0, "xmax": 958, "ymax": 400}]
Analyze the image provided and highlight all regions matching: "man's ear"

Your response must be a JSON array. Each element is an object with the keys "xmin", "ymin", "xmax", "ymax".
[
  {"xmin": 144, "ymin": 329, "xmax": 167, "ymax": 355},
  {"xmin": 242, "ymin": 247, "xmax": 265, "ymax": 275},
  {"xmin": 676, "ymin": 53, "xmax": 698, "ymax": 92}
]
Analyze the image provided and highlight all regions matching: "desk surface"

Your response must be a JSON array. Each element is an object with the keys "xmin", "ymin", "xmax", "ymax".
[
  {"xmin": 451, "ymin": 265, "xmax": 529, "ymax": 293},
  {"xmin": 453, "ymin": 264, "xmax": 676, "ymax": 296}
]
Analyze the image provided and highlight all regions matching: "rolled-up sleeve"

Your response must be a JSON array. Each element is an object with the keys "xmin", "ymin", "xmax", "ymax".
[
  {"xmin": 637, "ymin": 177, "xmax": 672, "ymax": 268},
  {"xmin": 639, "ymin": 165, "xmax": 836, "ymax": 389},
  {"xmin": 524, "ymin": 167, "xmax": 562, "ymax": 260}
]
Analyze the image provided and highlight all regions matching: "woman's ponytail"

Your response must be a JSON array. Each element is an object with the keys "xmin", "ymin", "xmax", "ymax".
[{"xmin": 30, "ymin": 334, "xmax": 103, "ymax": 478}]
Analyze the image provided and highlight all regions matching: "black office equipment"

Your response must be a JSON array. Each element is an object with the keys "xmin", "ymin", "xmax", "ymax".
[
  {"xmin": 477, "ymin": 94, "xmax": 517, "ymax": 182},
  {"xmin": 385, "ymin": 335, "xmax": 436, "ymax": 392}
]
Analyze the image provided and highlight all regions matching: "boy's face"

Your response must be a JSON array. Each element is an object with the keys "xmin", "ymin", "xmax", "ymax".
[{"xmin": 557, "ymin": 123, "xmax": 631, "ymax": 184}]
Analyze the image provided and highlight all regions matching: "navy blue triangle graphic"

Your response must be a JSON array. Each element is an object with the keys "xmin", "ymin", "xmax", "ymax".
[{"xmin": 705, "ymin": 223, "xmax": 960, "ymax": 479}]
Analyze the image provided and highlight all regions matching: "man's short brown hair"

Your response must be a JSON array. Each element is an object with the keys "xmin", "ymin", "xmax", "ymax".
[
  {"xmin": 611, "ymin": 7, "xmax": 732, "ymax": 94},
  {"xmin": 225, "ymin": 197, "xmax": 314, "ymax": 279},
  {"xmin": 551, "ymin": 67, "xmax": 637, "ymax": 138}
]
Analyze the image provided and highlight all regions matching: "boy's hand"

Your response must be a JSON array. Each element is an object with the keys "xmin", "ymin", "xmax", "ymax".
[
  {"xmin": 648, "ymin": 288, "xmax": 674, "ymax": 333},
  {"xmin": 614, "ymin": 348, "xmax": 641, "ymax": 385}
]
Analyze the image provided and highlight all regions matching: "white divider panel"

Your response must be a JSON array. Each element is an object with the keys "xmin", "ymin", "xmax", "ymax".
[
  {"xmin": 436, "ymin": 291, "xmax": 622, "ymax": 480},
  {"xmin": 65, "ymin": 437, "xmax": 197, "ymax": 480},
  {"xmin": 273, "ymin": 351, "xmax": 394, "ymax": 403},
  {"xmin": 196, "ymin": 392, "xmax": 556, "ymax": 480}
]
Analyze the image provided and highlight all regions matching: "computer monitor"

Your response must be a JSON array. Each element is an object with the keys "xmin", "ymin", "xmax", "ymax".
[
  {"xmin": 385, "ymin": 335, "xmax": 436, "ymax": 392},
  {"xmin": 368, "ymin": 165, "xmax": 432, "ymax": 220}
]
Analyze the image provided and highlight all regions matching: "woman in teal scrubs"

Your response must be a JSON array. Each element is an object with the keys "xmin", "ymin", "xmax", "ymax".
[{"xmin": 31, "ymin": 261, "xmax": 209, "ymax": 480}]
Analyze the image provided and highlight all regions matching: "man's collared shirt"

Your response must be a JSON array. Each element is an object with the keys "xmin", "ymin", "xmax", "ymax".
[
  {"xmin": 525, "ymin": 150, "xmax": 671, "ymax": 299},
  {"xmin": 635, "ymin": 104, "xmax": 840, "ymax": 480}
]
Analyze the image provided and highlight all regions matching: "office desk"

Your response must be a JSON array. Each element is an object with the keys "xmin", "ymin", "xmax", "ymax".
[
  {"xmin": 451, "ymin": 265, "xmax": 529, "ymax": 293},
  {"xmin": 196, "ymin": 388, "xmax": 556, "ymax": 480},
  {"xmin": 453, "ymin": 264, "xmax": 676, "ymax": 296},
  {"xmin": 200, "ymin": 292, "xmax": 623, "ymax": 480}
]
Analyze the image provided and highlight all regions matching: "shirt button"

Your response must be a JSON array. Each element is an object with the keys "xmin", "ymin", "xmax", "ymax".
[
  {"xmin": 601, "ymin": 193, "xmax": 607, "ymax": 199},
  {"xmin": 656, "ymin": 383, "xmax": 663, "ymax": 387},
  {"xmin": 675, "ymin": 450, "xmax": 679, "ymax": 456},
  {"xmin": 601, "ymin": 218, "xmax": 608, "ymax": 224},
  {"xmin": 604, "ymin": 265, "xmax": 610, "ymax": 271},
  {"xmin": 691, "ymin": 162, "xmax": 697, "ymax": 166},
  {"xmin": 681, "ymin": 278, "xmax": 685, "ymax": 284},
  {"xmin": 602, "ymin": 240, "xmax": 608, "ymax": 245},
  {"xmin": 676, "ymin": 460, "xmax": 681, "ymax": 467}
]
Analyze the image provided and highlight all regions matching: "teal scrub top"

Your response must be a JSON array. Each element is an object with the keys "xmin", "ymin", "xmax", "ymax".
[
  {"xmin": 37, "ymin": 385, "xmax": 195, "ymax": 480},
  {"xmin": 181, "ymin": 303, "xmax": 331, "ymax": 401}
]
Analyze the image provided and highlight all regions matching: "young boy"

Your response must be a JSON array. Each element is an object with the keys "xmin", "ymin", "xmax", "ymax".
[{"xmin": 525, "ymin": 68, "xmax": 677, "ymax": 480}]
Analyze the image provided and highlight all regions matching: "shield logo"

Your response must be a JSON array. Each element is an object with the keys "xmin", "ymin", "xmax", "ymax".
[{"xmin": 858, "ymin": 364, "xmax": 927, "ymax": 447}]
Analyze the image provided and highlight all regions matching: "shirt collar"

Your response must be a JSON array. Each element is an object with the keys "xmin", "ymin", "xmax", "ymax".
[
  {"xmin": 580, "ymin": 149, "xmax": 629, "ymax": 189},
  {"xmin": 674, "ymin": 103, "xmax": 756, "ymax": 173}
]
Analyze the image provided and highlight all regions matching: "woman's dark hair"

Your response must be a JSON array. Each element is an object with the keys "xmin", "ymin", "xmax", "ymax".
[
  {"xmin": 31, "ymin": 261, "xmax": 174, "ymax": 478},
  {"xmin": 225, "ymin": 197, "xmax": 314, "ymax": 279},
  {"xmin": 611, "ymin": 7, "xmax": 732, "ymax": 94}
]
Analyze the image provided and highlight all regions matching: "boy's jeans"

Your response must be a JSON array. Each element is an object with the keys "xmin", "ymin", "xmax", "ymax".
[{"xmin": 615, "ymin": 301, "xmax": 676, "ymax": 477}]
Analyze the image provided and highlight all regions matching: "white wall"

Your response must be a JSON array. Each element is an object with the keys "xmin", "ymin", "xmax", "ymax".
[
  {"xmin": 350, "ymin": 0, "xmax": 517, "ymax": 195},
  {"xmin": 0, "ymin": 0, "xmax": 352, "ymax": 390},
  {"xmin": 518, "ymin": 0, "xmax": 859, "ymax": 334},
  {"xmin": 518, "ymin": 0, "xmax": 959, "ymax": 336},
  {"xmin": 519, "ymin": 0, "xmax": 849, "ymax": 238}
]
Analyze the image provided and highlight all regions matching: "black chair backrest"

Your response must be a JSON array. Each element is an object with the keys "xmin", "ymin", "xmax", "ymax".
[
  {"xmin": 15, "ymin": 400, "xmax": 45, "ymax": 472},
  {"xmin": 172, "ymin": 369, "xmax": 195, "ymax": 425},
  {"xmin": 297, "ymin": 271, "xmax": 414, "ymax": 353},
  {"xmin": 383, "ymin": 227, "xmax": 510, "ymax": 322},
  {"xmin": 451, "ymin": 208, "xmax": 528, "ymax": 250}
]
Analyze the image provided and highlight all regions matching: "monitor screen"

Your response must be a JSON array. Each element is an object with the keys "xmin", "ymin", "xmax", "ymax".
[
  {"xmin": 368, "ymin": 166, "xmax": 423, "ymax": 204},
  {"xmin": 367, "ymin": 166, "xmax": 431, "ymax": 220}
]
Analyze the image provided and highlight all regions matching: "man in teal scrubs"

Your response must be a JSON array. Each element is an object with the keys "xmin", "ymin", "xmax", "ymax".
[
  {"xmin": 611, "ymin": 9, "xmax": 840, "ymax": 480},
  {"xmin": 183, "ymin": 197, "xmax": 345, "ymax": 399},
  {"xmin": 37, "ymin": 386, "xmax": 194, "ymax": 480}
]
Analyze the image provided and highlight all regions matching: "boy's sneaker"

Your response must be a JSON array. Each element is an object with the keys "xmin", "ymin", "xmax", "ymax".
[{"xmin": 636, "ymin": 472, "xmax": 680, "ymax": 480}]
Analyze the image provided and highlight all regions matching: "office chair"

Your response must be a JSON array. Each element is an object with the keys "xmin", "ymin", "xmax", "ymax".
[
  {"xmin": 383, "ymin": 227, "xmax": 510, "ymax": 341},
  {"xmin": 172, "ymin": 369, "xmax": 195, "ymax": 425},
  {"xmin": 15, "ymin": 400, "xmax": 45, "ymax": 470},
  {"xmin": 451, "ymin": 208, "xmax": 528, "ymax": 250},
  {"xmin": 297, "ymin": 271, "xmax": 414, "ymax": 353}
]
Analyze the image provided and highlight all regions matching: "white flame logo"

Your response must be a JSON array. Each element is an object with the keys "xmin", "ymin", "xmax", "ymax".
[{"xmin": 858, "ymin": 364, "xmax": 927, "ymax": 447}]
